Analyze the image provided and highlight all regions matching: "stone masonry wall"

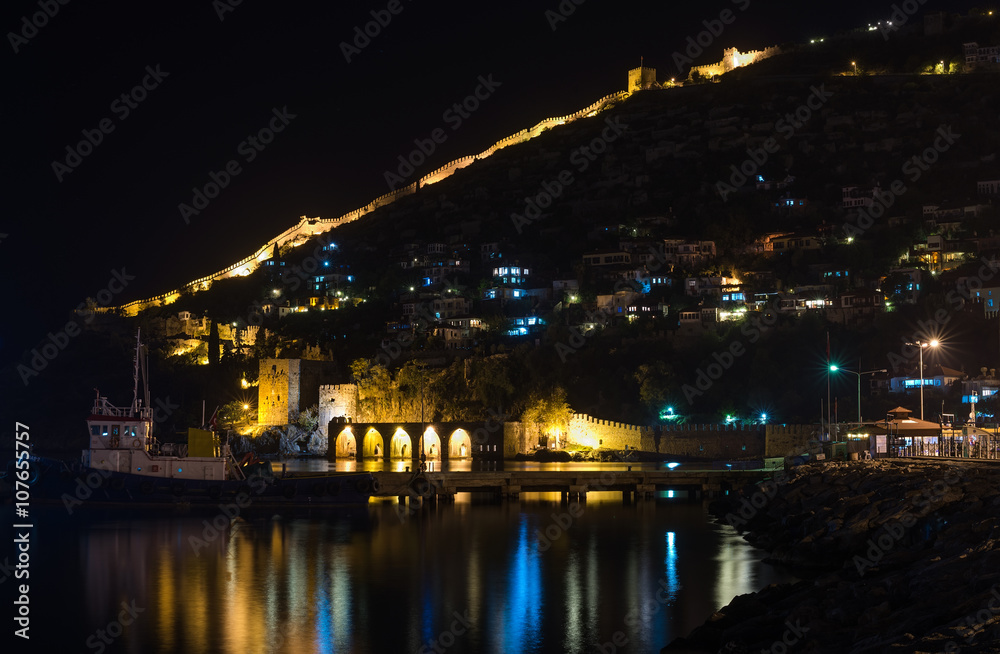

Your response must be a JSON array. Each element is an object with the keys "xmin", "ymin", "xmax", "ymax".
[
  {"xmin": 503, "ymin": 422, "xmax": 532, "ymax": 459},
  {"xmin": 505, "ymin": 413, "xmax": 817, "ymax": 459},
  {"xmin": 567, "ymin": 414, "xmax": 654, "ymax": 451},
  {"xmin": 764, "ymin": 424, "xmax": 822, "ymax": 458},
  {"xmin": 658, "ymin": 424, "xmax": 764, "ymax": 458},
  {"xmin": 258, "ymin": 358, "xmax": 331, "ymax": 426},
  {"xmin": 318, "ymin": 384, "xmax": 358, "ymax": 438},
  {"xmin": 258, "ymin": 358, "xmax": 294, "ymax": 426}
]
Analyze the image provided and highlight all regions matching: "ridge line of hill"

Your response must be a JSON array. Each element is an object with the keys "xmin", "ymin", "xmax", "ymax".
[{"xmin": 113, "ymin": 87, "xmax": 634, "ymax": 316}]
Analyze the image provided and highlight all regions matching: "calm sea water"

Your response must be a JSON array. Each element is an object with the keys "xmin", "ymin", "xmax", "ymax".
[
  {"xmin": 278, "ymin": 458, "xmax": 736, "ymax": 474},
  {"xmin": 3, "ymin": 486, "xmax": 793, "ymax": 654}
]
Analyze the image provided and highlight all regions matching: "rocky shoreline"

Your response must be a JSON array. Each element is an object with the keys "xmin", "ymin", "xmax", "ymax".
[{"xmin": 664, "ymin": 459, "xmax": 1000, "ymax": 653}]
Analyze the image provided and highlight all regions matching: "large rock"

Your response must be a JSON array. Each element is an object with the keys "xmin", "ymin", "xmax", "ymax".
[{"xmin": 666, "ymin": 460, "xmax": 1000, "ymax": 653}]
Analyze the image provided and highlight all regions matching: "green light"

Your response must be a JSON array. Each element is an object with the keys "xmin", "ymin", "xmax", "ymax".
[{"xmin": 830, "ymin": 365, "xmax": 839, "ymax": 371}]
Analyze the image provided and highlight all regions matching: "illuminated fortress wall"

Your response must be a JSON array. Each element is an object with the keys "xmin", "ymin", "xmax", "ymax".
[
  {"xmin": 115, "ymin": 50, "xmax": 777, "ymax": 316},
  {"xmin": 565, "ymin": 414, "xmax": 780, "ymax": 459},
  {"xmin": 567, "ymin": 414, "xmax": 656, "ymax": 451},
  {"xmin": 689, "ymin": 45, "xmax": 781, "ymax": 80},
  {"xmin": 115, "ymin": 89, "xmax": 630, "ymax": 316}
]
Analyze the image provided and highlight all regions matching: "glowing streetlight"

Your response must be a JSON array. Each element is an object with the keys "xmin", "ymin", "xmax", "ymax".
[
  {"xmin": 852, "ymin": 61, "xmax": 857, "ymax": 75},
  {"xmin": 904, "ymin": 340, "xmax": 940, "ymax": 420},
  {"xmin": 830, "ymin": 366, "xmax": 888, "ymax": 424}
]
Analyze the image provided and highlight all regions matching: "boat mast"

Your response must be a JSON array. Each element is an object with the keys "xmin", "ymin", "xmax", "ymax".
[
  {"xmin": 132, "ymin": 328, "xmax": 141, "ymax": 414},
  {"xmin": 141, "ymin": 333, "xmax": 150, "ymax": 413},
  {"xmin": 131, "ymin": 327, "xmax": 151, "ymax": 417}
]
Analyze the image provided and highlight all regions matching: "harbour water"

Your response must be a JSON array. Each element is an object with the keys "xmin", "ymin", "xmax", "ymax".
[{"xmin": 5, "ymin": 468, "xmax": 795, "ymax": 654}]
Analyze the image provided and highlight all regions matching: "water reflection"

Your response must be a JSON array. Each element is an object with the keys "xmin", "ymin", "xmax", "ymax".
[
  {"xmin": 17, "ymin": 499, "xmax": 795, "ymax": 654},
  {"xmin": 499, "ymin": 517, "xmax": 542, "ymax": 651},
  {"xmin": 277, "ymin": 458, "xmax": 704, "ymax": 474}
]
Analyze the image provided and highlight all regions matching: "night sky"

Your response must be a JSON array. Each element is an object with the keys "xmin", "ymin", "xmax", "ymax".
[{"xmin": 0, "ymin": 0, "xmax": 978, "ymax": 370}]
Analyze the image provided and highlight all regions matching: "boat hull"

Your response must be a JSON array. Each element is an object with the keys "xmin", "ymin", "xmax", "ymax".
[{"xmin": 10, "ymin": 457, "xmax": 376, "ymax": 508}]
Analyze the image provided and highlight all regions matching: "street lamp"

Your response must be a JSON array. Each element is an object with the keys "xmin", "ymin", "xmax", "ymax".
[
  {"xmin": 852, "ymin": 61, "xmax": 857, "ymax": 75},
  {"xmin": 904, "ymin": 340, "xmax": 939, "ymax": 420},
  {"xmin": 830, "ymin": 366, "xmax": 888, "ymax": 424}
]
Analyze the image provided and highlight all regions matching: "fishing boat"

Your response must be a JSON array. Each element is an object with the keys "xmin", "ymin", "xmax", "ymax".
[{"xmin": 15, "ymin": 330, "xmax": 377, "ymax": 507}]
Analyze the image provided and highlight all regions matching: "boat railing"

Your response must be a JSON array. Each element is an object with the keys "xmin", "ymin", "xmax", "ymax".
[{"xmin": 91, "ymin": 397, "xmax": 153, "ymax": 420}]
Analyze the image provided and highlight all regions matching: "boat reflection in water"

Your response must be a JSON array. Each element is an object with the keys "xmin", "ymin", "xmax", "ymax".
[{"xmin": 22, "ymin": 491, "xmax": 795, "ymax": 654}]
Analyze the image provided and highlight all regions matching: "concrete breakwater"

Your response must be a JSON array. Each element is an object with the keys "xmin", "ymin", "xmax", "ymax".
[{"xmin": 665, "ymin": 459, "xmax": 1000, "ymax": 653}]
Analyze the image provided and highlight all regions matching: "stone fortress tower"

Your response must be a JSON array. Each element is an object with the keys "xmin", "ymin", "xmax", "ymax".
[
  {"xmin": 628, "ymin": 65, "xmax": 657, "ymax": 91},
  {"xmin": 318, "ymin": 384, "xmax": 358, "ymax": 439},
  {"xmin": 257, "ymin": 358, "xmax": 329, "ymax": 426}
]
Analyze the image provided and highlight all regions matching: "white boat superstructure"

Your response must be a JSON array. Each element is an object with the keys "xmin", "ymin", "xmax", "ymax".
[
  {"xmin": 82, "ymin": 393, "xmax": 233, "ymax": 481},
  {"xmin": 81, "ymin": 328, "xmax": 241, "ymax": 481}
]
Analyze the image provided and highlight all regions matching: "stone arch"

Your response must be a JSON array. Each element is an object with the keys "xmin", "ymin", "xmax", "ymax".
[
  {"xmin": 390, "ymin": 429, "xmax": 412, "ymax": 459},
  {"xmin": 449, "ymin": 429, "xmax": 472, "ymax": 458},
  {"xmin": 422, "ymin": 428, "xmax": 442, "ymax": 459},
  {"xmin": 362, "ymin": 428, "xmax": 384, "ymax": 459},
  {"xmin": 334, "ymin": 428, "xmax": 357, "ymax": 458}
]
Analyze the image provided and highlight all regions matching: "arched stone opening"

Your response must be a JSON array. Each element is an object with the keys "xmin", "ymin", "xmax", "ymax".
[
  {"xmin": 334, "ymin": 429, "xmax": 357, "ymax": 458},
  {"xmin": 422, "ymin": 428, "xmax": 442, "ymax": 459},
  {"xmin": 363, "ymin": 428, "xmax": 384, "ymax": 459},
  {"xmin": 449, "ymin": 429, "xmax": 472, "ymax": 458},
  {"xmin": 390, "ymin": 429, "xmax": 412, "ymax": 459}
]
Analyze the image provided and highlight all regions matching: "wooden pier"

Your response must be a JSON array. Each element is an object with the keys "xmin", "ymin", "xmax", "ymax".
[{"xmin": 371, "ymin": 468, "xmax": 777, "ymax": 504}]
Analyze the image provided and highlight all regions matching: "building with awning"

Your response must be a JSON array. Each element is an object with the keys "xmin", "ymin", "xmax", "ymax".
[
  {"xmin": 845, "ymin": 406, "xmax": 942, "ymax": 457},
  {"xmin": 842, "ymin": 406, "xmax": 1000, "ymax": 459}
]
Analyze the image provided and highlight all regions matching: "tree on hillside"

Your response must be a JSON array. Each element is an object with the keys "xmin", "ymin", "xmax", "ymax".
[
  {"xmin": 634, "ymin": 361, "xmax": 673, "ymax": 421},
  {"xmin": 208, "ymin": 320, "xmax": 220, "ymax": 368},
  {"xmin": 430, "ymin": 360, "xmax": 475, "ymax": 420},
  {"xmin": 470, "ymin": 355, "xmax": 515, "ymax": 415},
  {"xmin": 395, "ymin": 360, "xmax": 433, "ymax": 421},
  {"xmin": 521, "ymin": 386, "xmax": 574, "ymax": 448},
  {"xmin": 218, "ymin": 399, "xmax": 251, "ymax": 428},
  {"xmin": 350, "ymin": 359, "xmax": 394, "ymax": 422}
]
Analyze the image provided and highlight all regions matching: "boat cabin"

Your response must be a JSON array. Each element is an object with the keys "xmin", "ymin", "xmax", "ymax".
[{"xmin": 83, "ymin": 392, "xmax": 231, "ymax": 481}]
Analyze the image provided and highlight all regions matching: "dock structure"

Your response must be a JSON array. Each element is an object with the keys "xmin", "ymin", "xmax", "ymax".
[{"xmin": 371, "ymin": 468, "xmax": 777, "ymax": 506}]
